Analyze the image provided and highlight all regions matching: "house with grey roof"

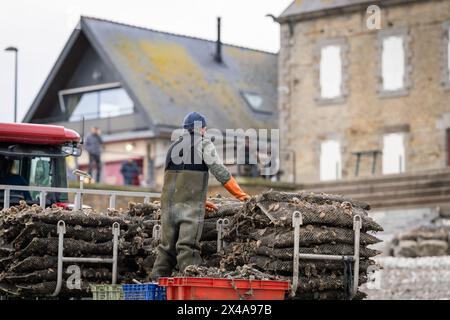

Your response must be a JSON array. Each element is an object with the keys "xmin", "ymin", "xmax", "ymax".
[{"xmin": 24, "ymin": 16, "xmax": 278, "ymax": 187}]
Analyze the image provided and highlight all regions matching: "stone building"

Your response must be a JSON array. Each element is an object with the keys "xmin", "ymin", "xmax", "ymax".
[{"xmin": 277, "ymin": 0, "xmax": 450, "ymax": 183}]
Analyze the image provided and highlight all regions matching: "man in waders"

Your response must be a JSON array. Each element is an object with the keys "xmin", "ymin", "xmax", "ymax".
[{"xmin": 151, "ymin": 112, "xmax": 250, "ymax": 280}]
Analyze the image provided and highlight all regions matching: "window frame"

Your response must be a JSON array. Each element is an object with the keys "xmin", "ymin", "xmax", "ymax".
[
  {"xmin": 58, "ymin": 82, "xmax": 135, "ymax": 121},
  {"xmin": 442, "ymin": 21, "xmax": 450, "ymax": 90},
  {"xmin": 376, "ymin": 28, "xmax": 412, "ymax": 98},
  {"xmin": 240, "ymin": 91, "xmax": 272, "ymax": 114},
  {"xmin": 315, "ymin": 37, "xmax": 349, "ymax": 106},
  {"xmin": 382, "ymin": 132, "xmax": 406, "ymax": 175}
]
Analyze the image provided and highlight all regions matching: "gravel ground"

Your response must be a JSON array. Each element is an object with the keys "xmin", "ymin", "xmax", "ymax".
[{"xmin": 361, "ymin": 256, "xmax": 450, "ymax": 300}]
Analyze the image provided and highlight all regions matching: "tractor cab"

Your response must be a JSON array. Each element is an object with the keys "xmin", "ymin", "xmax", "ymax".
[{"xmin": 0, "ymin": 123, "xmax": 82, "ymax": 208}]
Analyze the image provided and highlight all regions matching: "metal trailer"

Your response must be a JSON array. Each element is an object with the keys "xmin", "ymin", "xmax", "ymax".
[
  {"xmin": 0, "ymin": 181, "xmax": 161, "ymax": 299},
  {"xmin": 2, "ymin": 182, "xmax": 362, "ymax": 300},
  {"xmin": 290, "ymin": 211, "xmax": 362, "ymax": 299}
]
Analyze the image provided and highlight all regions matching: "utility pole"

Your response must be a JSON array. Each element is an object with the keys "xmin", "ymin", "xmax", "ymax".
[{"xmin": 4, "ymin": 46, "xmax": 18, "ymax": 123}]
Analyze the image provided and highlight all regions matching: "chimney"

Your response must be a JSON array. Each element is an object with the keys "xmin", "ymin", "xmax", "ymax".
[{"xmin": 215, "ymin": 17, "xmax": 222, "ymax": 63}]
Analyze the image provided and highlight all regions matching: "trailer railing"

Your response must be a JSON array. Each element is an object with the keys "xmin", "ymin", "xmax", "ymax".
[
  {"xmin": 291, "ymin": 211, "xmax": 361, "ymax": 299},
  {"xmin": 0, "ymin": 184, "xmax": 161, "ymax": 210},
  {"xmin": 52, "ymin": 220, "xmax": 121, "ymax": 296}
]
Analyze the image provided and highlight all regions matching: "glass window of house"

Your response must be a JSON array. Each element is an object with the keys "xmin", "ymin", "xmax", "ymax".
[
  {"xmin": 381, "ymin": 36, "xmax": 405, "ymax": 91},
  {"xmin": 320, "ymin": 140, "xmax": 342, "ymax": 181},
  {"xmin": 64, "ymin": 87, "xmax": 134, "ymax": 122},
  {"xmin": 320, "ymin": 45, "xmax": 342, "ymax": 99},
  {"xmin": 382, "ymin": 133, "xmax": 405, "ymax": 174}
]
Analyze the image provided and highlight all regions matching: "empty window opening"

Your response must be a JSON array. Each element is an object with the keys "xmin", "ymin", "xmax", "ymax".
[
  {"xmin": 320, "ymin": 45, "xmax": 342, "ymax": 99},
  {"xmin": 382, "ymin": 133, "xmax": 405, "ymax": 174}
]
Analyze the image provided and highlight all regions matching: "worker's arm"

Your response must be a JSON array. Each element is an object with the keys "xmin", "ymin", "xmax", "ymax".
[{"xmin": 202, "ymin": 139, "xmax": 250, "ymax": 201}]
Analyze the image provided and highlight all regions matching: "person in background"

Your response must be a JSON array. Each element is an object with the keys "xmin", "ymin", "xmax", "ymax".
[
  {"xmin": 85, "ymin": 126, "xmax": 103, "ymax": 183},
  {"xmin": 120, "ymin": 159, "xmax": 141, "ymax": 186}
]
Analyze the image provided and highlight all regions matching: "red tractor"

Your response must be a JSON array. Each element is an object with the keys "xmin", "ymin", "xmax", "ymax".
[{"xmin": 0, "ymin": 122, "xmax": 82, "ymax": 209}]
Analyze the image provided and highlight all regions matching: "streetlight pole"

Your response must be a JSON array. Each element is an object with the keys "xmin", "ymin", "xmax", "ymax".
[{"xmin": 4, "ymin": 46, "xmax": 18, "ymax": 123}]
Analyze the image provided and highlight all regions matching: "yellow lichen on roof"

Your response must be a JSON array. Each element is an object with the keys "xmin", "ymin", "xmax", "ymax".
[
  {"xmin": 109, "ymin": 34, "xmax": 274, "ymax": 128},
  {"xmin": 113, "ymin": 36, "xmax": 148, "ymax": 74}
]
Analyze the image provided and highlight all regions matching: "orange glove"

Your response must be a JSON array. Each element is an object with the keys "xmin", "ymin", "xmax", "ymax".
[
  {"xmin": 205, "ymin": 201, "xmax": 218, "ymax": 212},
  {"xmin": 224, "ymin": 176, "xmax": 250, "ymax": 201}
]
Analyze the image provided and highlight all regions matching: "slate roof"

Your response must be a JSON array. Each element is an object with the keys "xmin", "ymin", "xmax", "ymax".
[{"xmin": 25, "ymin": 17, "xmax": 278, "ymax": 132}]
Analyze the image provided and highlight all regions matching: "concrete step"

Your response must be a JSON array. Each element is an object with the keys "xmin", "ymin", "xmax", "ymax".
[
  {"xmin": 304, "ymin": 179, "xmax": 450, "ymax": 197},
  {"xmin": 303, "ymin": 178, "xmax": 450, "ymax": 198},
  {"xmin": 368, "ymin": 194, "xmax": 450, "ymax": 209},
  {"xmin": 299, "ymin": 168, "xmax": 450, "ymax": 210}
]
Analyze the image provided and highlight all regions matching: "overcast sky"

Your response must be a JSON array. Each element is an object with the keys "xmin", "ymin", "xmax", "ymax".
[{"xmin": 0, "ymin": 0, "xmax": 292, "ymax": 123}]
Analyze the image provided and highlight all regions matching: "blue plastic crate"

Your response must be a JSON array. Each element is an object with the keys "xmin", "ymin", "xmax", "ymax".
[{"xmin": 122, "ymin": 283, "xmax": 166, "ymax": 300}]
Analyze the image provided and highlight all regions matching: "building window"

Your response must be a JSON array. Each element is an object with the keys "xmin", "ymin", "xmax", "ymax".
[
  {"xmin": 59, "ymin": 84, "xmax": 134, "ymax": 122},
  {"xmin": 320, "ymin": 45, "xmax": 342, "ymax": 98},
  {"xmin": 443, "ymin": 21, "xmax": 450, "ymax": 89},
  {"xmin": 382, "ymin": 133, "xmax": 405, "ymax": 174},
  {"xmin": 315, "ymin": 38, "xmax": 348, "ymax": 105},
  {"xmin": 320, "ymin": 140, "xmax": 342, "ymax": 181},
  {"xmin": 377, "ymin": 28, "xmax": 411, "ymax": 97}
]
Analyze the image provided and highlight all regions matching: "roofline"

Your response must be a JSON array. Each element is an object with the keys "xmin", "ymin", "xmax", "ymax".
[
  {"xmin": 23, "ymin": 28, "xmax": 82, "ymax": 123},
  {"xmin": 79, "ymin": 18, "xmax": 155, "ymax": 130},
  {"xmin": 80, "ymin": 15, "xmax": 278, "ymax": 56},
  {"xmin": 277, "ymin": 0, "xmax": 427, "ymax": 24}
]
